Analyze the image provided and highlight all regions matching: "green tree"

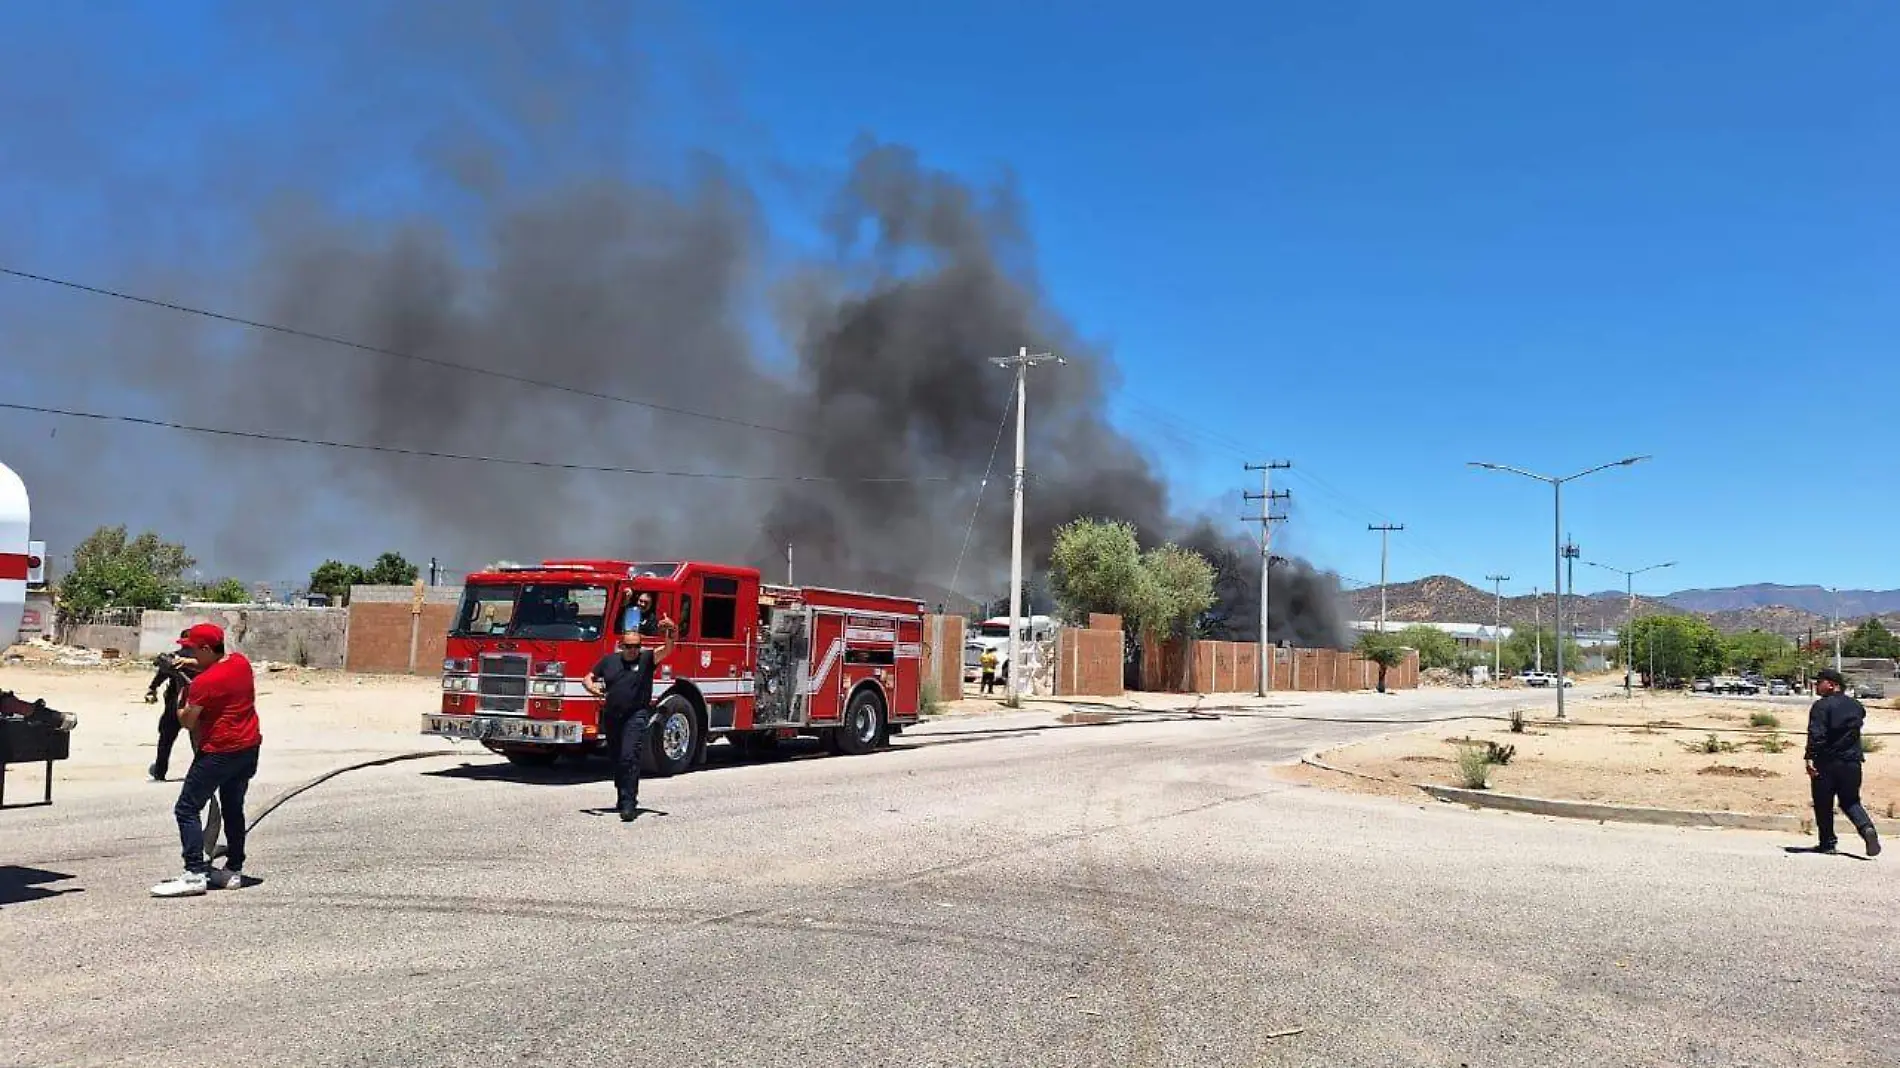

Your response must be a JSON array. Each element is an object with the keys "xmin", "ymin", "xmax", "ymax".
[
  {"xmin": 1499, "ymin": 627, "xmax": 1583, "ymax": 677},
  {"xmin": 1049, "ymin": 518, "xmax": 1143, "ymax": 624},
  {"xmin": 1624, "ymin": 614, "xmax": 1726, "ymax": 683},
  {"xmin": 1842, "ymin": 618, "xmax": 1900, "ymax": 660},
  {"xmin": 1357, "ymin": 632, "xmax": 1408, "ymax": 693},
  {"xmin": 1723, "ymin": 629, "xmax": 1791, "ymax": 672},
  {"xmin": 1394, "ymin": 624, "xmax": 1460, "ymax": 671},
  {"xmin": 58, "ymin": 525, "xmax": 196, "ymax": 618},
  {"xmin": 365, "ymin": 551, "xmax": 421, "ymax": 587},
  {"xmin": 1130, "ymin": 543, "xmax": 1216, "ymax": 641},
  {"xmin": 198, "ymin": 578, "xmax": 251, "ymax": 604},
  {"xmin": 309, "ymin": 560, "xmax": 368, "ymax": 605}
]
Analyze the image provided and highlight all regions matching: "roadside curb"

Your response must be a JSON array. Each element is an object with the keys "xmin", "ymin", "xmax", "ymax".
[
  {"xmin": 1298, "ymin": 752, "xmax": 1803, "ymax": 832},
  {"xmin": 1414, "ymin": 784, "xmax": 1804, "ymax": 833}
]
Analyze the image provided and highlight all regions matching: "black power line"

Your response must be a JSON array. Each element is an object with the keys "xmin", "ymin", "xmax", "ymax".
[
  {"xmin": 0, "ymin": 401, "xmax": 944, "ymax": 484},
  {"xmin": 0, "ymin": 266, "xmax": 804, "ymax": 438}
]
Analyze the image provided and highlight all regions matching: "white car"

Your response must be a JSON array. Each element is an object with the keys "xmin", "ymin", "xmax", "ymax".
[{"xmin": 1518, "ymin": 671, "xmax": 1573, "ymax": 688}]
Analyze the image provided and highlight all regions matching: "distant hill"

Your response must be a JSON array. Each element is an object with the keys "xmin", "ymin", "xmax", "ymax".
[
  {"xmin": 1345, "ymin": 575, "xmax": 1677, "ymax": 632},
  {"xmin": 1347, "ymin": 575, "xmax": 1900, "ymax": 637},
  {"xmin": 1665, "ymin": 584, "xmax": 1900, "ymax": 617}
]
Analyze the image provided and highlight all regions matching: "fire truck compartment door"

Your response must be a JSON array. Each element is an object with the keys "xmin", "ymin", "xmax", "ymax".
[{"xmin": 803, "ymin": 610, "xmax": 847, "ymax": 721}]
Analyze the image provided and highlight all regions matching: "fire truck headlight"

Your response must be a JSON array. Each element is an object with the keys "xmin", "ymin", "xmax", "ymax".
[
  {"xmin": 530, "ymin": 679, "xmax": 562, "ymax": 696},
  {"xmin": 443, "ymin": 658, "xmax": 471, "ymax": 673},
  {"xmin": 444, "ymin": 676, "xmax": 472, "ymax": 693},
  {"xmin": 537, "ymin": 662, "xmax": 566, "ymax": 678}
]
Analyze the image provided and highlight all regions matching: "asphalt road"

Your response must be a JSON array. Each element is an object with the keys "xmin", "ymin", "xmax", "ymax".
[{"xmin": 3, "ymin": 687, "xmax": 1894, "ymax": 1067}]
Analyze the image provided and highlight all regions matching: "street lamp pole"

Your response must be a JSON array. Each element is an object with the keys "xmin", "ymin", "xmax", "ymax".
[
  {"xmin": 1584, "ymin": 559, "xmax": 1677, "ymax": 699},
  {"xmin": 1469, "ymin": 455, "xmax": 1650, "ymax": 720}
]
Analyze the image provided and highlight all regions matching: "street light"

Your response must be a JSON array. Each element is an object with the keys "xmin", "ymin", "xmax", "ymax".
[
  {"xmin": 1469, "ymin": 455, "xmax": 1650, "ymax": 720},
  {"xmin": 1584, "ymin": 559, "xmax": 1676, "ymax": 699}
]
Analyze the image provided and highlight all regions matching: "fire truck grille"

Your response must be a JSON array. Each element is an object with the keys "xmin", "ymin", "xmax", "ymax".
[{"xmin": 478, "ymin": 654, "xmax": 530, "ymax": 714}]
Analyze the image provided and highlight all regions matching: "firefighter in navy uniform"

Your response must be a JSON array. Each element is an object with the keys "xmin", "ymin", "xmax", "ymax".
[
  {"xmin": 1803, "ymin": 668, "xmax": 1881, "ymax": 856},
  {"xmin": 584, "ymin": 616, "xmax": 675, "ymax": 822}
]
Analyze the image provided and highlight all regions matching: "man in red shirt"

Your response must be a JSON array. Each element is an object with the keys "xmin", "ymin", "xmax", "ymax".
[{"xmin": 151, "ymin": 623, "xmax": 263, "ymax": 898}]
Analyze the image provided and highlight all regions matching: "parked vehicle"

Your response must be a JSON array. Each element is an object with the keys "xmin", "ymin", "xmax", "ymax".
[
  {"xmin": 1854, "ymin": 680, "xmax": 1887, "ymax": 700},
  {"xmin": 1767, "ymin": 679, "xmax": 1792, "ymax": 696},
  {"xmin": 1692, "ymin": 677, "xmax": 1714, "ymax": 693}
]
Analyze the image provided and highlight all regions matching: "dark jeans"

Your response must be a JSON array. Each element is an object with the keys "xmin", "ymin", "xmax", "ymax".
[
  {"xmin": 175, "ymin": 746, "xmax": 259, "ymax": 874},
  {"xmin": 604, "ymin": 708, "xmax": 648, "ymax": 813},
  {"xmin": 980, "ymin": 670, "xmax": 996, "ymax": 694},
  {"xmin": 1812, "ymin": 759, "xmax": 1875, "ymax": 847},
  {"xmin": 154, "ymin": 699, "xmax": 190, "ymax": 779}
]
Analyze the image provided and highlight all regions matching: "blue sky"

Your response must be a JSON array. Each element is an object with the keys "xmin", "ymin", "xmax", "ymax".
[{"xmin": 3, "ymin": 2, "xmax": 1896, "ymax": 595}]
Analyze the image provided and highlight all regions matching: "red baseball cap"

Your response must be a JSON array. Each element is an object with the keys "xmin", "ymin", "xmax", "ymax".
[{"xmin": 177, "ymin": 623, "xmax": 225, "ymax": 650}]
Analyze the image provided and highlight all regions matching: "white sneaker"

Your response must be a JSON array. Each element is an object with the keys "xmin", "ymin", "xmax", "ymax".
[
  {"xmin": 206, "ymin": 868, "xmax": 244, "ymax": 890},
  {"xmin": 150, "ymin": 872, "xmax": 209, "ymax": 898}
]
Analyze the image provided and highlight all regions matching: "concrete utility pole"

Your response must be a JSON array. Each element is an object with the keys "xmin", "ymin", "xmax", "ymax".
[
  {"xmin": 1485, "ymin": 574, "xmax": 1510, "ymax": 683},
  {"xmin": 1832, "ymin": 587, "xmax": 1842, "ymax": 672},
  {"xmin": 1560, "ymin": 535, "xmax": 1580, "ymax": 659},
  {"xmin": 786, "ymin": 543, "xmax": 794, "ymax": 585},
  {"xmin": 1533, "ymin": 587, "xmax": 1542, "ymax": 673},
  {"xmin": 1243, "ymin": 462, "xmax": 1291, "ymax": 697},
  {"xmin": 991, "ymin": 346, "xmax": 1062, "ymax": 701},
  {"xmin": 1468, "ymin": 455, "xmax": 1650, "ymax": 721},
  {"xmin": 1368, "ymin": 523, "xmax": 1404, "ymax": 633},
  {"xmin": 1584, "ymin": 559, "xmax": 1676, "ymax": 699}
]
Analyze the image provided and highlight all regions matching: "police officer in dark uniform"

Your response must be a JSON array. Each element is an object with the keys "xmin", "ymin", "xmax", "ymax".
[
  {"xmin": 143, "ymin": 630, "xmax": 203, "ymax": 782},
  {"xmin": 1804, "ymin": 667, "xmax": 1881, "ymax": 856},
  {"xmin": 585, "ymin": 617, "xmax": 675, "ymax": 822}
]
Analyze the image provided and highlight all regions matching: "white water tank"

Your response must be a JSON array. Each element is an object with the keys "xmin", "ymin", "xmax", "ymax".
[{"xmin": 0, "ymin": 462, "xmax": 28, "ymax": 648}]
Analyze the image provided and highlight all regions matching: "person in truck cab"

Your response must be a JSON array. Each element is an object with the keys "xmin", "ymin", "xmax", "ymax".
[
  {"xmin": 627, "ymin": 590, "xmax": 663, "ymax": 637},
  {"xmin": 584, "ymin": 619, "xmax": 677, "ymax": 822}
]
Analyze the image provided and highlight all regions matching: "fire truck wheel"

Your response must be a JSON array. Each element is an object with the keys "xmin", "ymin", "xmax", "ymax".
[
  {"xmin": 835, "ymin": 688, "xmax": 886, "ymax": 756},
  {"xmin": 645, "ymin": 694, "xmax": 700, "ymax": 777}
]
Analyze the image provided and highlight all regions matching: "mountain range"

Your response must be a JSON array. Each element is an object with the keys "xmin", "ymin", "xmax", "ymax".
[{"xmin": 1346, "ymin": 576, "xmax": 1900, "ymax": 636}]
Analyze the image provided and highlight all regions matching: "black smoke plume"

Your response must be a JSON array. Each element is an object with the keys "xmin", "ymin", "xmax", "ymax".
[{"xmin": 0, "ymin": 1, "xmax": 1347, "ymax": 645}]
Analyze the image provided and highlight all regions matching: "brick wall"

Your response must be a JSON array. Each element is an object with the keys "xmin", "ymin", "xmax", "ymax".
[
  {"xmin": 1268, "ymin": 647, "xmax": 1419, "ymax": 691},
  {"xmin": 1054, "ymin": 627, "xmax": 1124, "ymax": 696},
  {"xmin": 345, "ymin": 585, "xmax": 463, "ymax": 675}
]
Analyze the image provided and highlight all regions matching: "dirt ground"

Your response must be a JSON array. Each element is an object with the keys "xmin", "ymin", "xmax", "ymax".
[{"xmin": 1302, "ymin": 690, "xmax": 1900, "ymax": 820}]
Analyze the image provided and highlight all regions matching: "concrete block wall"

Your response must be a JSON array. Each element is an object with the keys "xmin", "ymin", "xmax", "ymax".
[
  {"xmin": 345, "ymin": 585, "xmax": 463, "ymax": 675},
  {"xmin": 63, "ymin": 624, "xmax": 141, "ymax": 656},
  {"xmin": 141, "ymin": 606, "xmax": 349, "ymax": 668}
]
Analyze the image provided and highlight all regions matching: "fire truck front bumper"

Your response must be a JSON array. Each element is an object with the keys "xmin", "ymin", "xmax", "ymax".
[{"xmin": 422, "ymin": 713, "xmax": 584, "ymax": 745}]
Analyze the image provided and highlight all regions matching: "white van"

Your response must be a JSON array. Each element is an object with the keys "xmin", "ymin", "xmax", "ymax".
[{"xmin": 964, "ymin": 615, "xmax": 1054, "ymax": 682}]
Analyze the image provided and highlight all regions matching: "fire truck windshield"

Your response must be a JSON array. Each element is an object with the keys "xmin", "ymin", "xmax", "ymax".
[{"xmin": 452, "ymin": 583, "xmax": 610, "ymax": 641}]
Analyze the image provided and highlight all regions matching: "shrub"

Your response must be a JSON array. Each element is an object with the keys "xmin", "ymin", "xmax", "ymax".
[
  {"xmin": 1509, "ymin": 708, "xmax": 1526, "ymax": 734},
  {"xmin": 1484, "ymin": 741, "xmax": 1516, "ymax": 766},
  {"xmin": 1863, "ymin": 735, "xmax": 1886, "ymax": 755},
  {"xmin": 1757, "ymin": 732, "xmax": 1786, "ymax": 754},
  {"xmin": 1454, "ymin": 745, "xmax": 1492, "ymax": 789},
  {"xmin": 1691, "ymin": 733, "xmax": 1736, "ymax": 755},
  {"xmin": 1749, "ymin": 711, "xmax": 1779, "ymax": 729}
]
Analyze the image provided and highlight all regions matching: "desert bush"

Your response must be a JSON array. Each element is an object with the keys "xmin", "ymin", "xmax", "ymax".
[
  {"xmin": 1749, "ymin": 711, "xmax": 1779, "ymax": 729},
  {"xmin": 1509, "ymin": 708, "xmax": 1526, "ymax": 734},
  {"xmin": 1863, "ymin": 735, "xmax": 1886, "ymax": 755},
  {"xmin": 1690, "ymin": 733, "xmax": 1736, "ymax": 755},
  {"xmin": 1757, "ymin": 732, "xmax": 1786, "ymax": 754},
  {"xmin": 1454, "ymin": 745, "xmax": 1492, "ymax": 789},
  {"xmin": 1485, "ymin": 741, "xmax": 1516, "ymax": 766}
]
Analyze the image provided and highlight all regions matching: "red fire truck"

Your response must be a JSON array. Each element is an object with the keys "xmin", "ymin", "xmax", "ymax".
[{"xmin": 421, "ymin": 559, "xmax": 928, "ymax": 774}]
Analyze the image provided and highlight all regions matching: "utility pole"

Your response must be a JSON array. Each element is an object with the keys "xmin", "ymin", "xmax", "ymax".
[
  {"xmin": 1560, "ymin": 535, "xmax": 1580, "ymax": 660},
  {"xmin": 1485, "ymin": 574, "xmax": 1510, "ymax": 683},
  {"xmin": 1368, "ymin": 523, "xmax": 1404, "ymax": 633},
  {"xmin": 1533, "ymin": 586, "xmax": 1542, "ymax": 673},
  {"xmin": 991, "ymin": 347, "xmax": 1062, "ymax": 701},
  {"xmin": 1243, "ymin": 462, "xmax": 1291, "ymax": 697},
  {"xmin": 1831, "ymin": 587, "xmax": 1842, "ymax": 672},
  {"xmin": 1584, "ymin": 559, "xmax": 1677, "ymax": 700},
  {"xmin": 428, "ymin": 557, "xmax": 438, "ymax": 586},
  {"xmin": 786, "ymin": 543, "xmax": 794, "ymax": 585}
]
